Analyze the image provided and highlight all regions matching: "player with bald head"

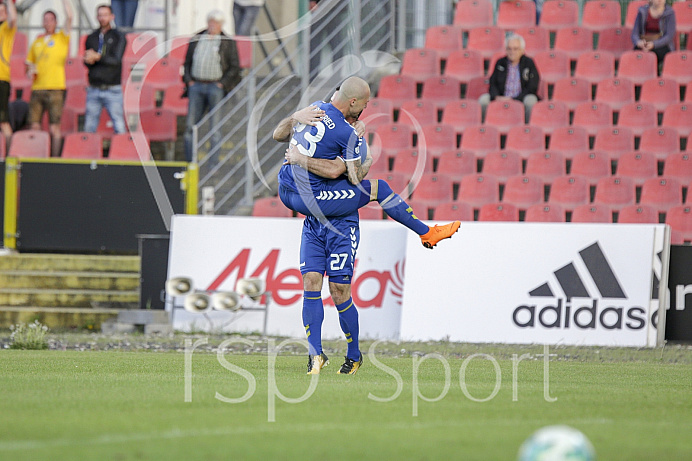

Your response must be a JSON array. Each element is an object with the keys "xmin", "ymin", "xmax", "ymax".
[{"xmin": 275, "ymin": 77, "xmax": 460, "ymax": 375}]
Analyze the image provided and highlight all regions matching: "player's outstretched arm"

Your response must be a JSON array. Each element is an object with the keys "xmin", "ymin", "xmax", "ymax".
[
  {"xmin": 272, "ymin": 105, "xmax": 326, "ymax": 142},
  {"xmin": 284, "ymin": 145, "xmax": 346, "ymax": 179}
]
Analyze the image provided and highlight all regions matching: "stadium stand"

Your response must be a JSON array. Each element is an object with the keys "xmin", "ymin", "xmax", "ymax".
[
  {"xmin": 398, "ymin": 99, "xmax": 438, "ymax": 128},
  {"xmin": 625, "ymin": 0, "xmax": 648, "ymax": 29},
  {"xmin": 465, "ymin": 76, "xmax": 491, "ymax": 99},
  {"xmin": 457, "ymin": 173, "xmax": 500, "ymax": 208},
  {"xmin": 504, "ymin": 126, "xmax": 546, "ymax": 160},
  {"xmin": 432, "ymin": 200, "xmax": 474, "ymax": 221},
  {"xmin": 593, "ymin": 127, "xmax": 635, "ymax": 160},
  {"xmin": 529, "ymin": 101, "xmax": 569, "ymax": 135},
  {"xmin": 617, "ymin": 204, "xmax": 659, "ymax": 223},
  {"xmin": 139, "ymin": 109, "xmax": 177, "ymax": 142},
  {"xmin": 436, "ymin": 150, "xmax": 477, "ymax": 179},
  {"xmin": 409, "ymin": 172, "xmax": 455, "ymax": 205},
  {"xmin": 663, "ymin": 153, "xmax": 692, "ymax": 183},
  {"xmin": 639, "ymin": 78, "xmax": 680, "ymax": 114},
  {"xmin": 144, "ymin": 57, "xmax": 184, "ymax": 90},
  {"xmin": 496, "ymin": 0, "xmax": 536, "ymax": 31},
  {"xmin": 425, "ymin": 25, "xmax": 464, "ymax": 60},
  {"xmin": 581, "ymin": 0, "xmax": 621, "ymax": 32},
  {"xmin": 548, "ymin": 176, "xmax": 590, "ymax": 212},
  {"xmin": 401, "ymin": 48, "xmax": 441, "ymax": 84},
  {"xmin": 359, "ymin": 98, "xmax": 394, "ymax": 130},
  {"xmin": 502, "ymin": 175, "xmax": 545, "ymax": 209},
  {"xmin": 571, "ymin": 204, "xmax": 614, "ymax": 222},
  {"xmin": 673, "ymin": 2, "xmax": 692, "ymax": 51},
  {"xmin": 597, "ymin": 27, "xmax": 635, "ymax": 59},
  {"xmin": 525, "ymin": 151, "xmax": 566, "ymax": 183},
  {"xmin": 615, "ymin": 151, "xmax": 657, "ymax": 186},
  {"xmin": 639, "ymin": 127, "xmax": 682, "ymax": 161},
  {"xmin": 551, "ymin": 77, "xmax": 591, "ymax": 112},
  {"xmin": 442, "ymin": 99, "xmax": 482, "ymax": 131},
  {"xmin": 525, "ymin": 203, "xmax": 566, "ymax": 222},
  {"xmin": 661, "ymin": 51, "xmax": 692, "ymax": 86},
  {"xmin": 573, "ymin": 102, "xmax": 614, "ymax": 136},
  {"xmin": 459, "ymin": 125, "xmax": 500, "ymax": 157},
  {"xmin": 64, "ymin": 57, "xmax": 88, "ymax": 87},
  {"xmin": 617, "ymin": 102, "xmax": 657, "ymax": 137},
  {"xmin": 392, "ymin": 148, "xmax": 433, "ymax": 176},
  {"xmin": 540, "ymin": 0, "xmax": 580, "ymax": 32},
  {"xmin": 514, "ymin": 26, "xmax": 550, "ymax": 53},
  {"xmin": 662, "ymin": 103, "xmax": 692, "ymax": 138},
  {"xmin": 554, "ymin": 27, "xmax": 594, "ymax": 62},
  {"xmin": 419, "ymin": 124, "xmax": 458, "ymax": 158},
  {"xmin": 453, "ymin": 0, "xmax": 494, "ymax": 30},
  {"xmin": 548, "ymin": 126, "xmax": 590, "ymax": 159},
  {"xmin": 162, "ymin": 84, "xmax": 188, "ymax": 117},
  {"xmin": 444, "ymin": 49, "xmax": 485, "ymax": 84},
  {"xmin": 574, "ymin": 51, "xmax": 616, "ymax": 85},
  {"xmin": 594, "ymin": 77, "xmax": 635, "ymax": 112},
  {"xmin": 593, "ymin": 176, "xmax": 636, "ymax": 211},
  {"xmin": 421, "ymin": 76, "xmax": 463, "ymax": 110},
  {"xmin": 467, "ymin": 26, "xmax": 505, "ymax": 61},
  {"xmin": 370, "ymin": 123, "xmax": 415, "ymax": 161},
  {"xmin": 666, "ymin": 206, "xmax": 692, "ymax": 244},
  {"xmin": 8, "ymin": 130, "xmax": 50, "ymax": 158},
  {"xmin": 617, "ymin": 51, "xmax": 657, "ymax": 86},
  {"xmin": 482, "ymin": 150, "xmax": 523, "ymax": 182},
  {"xmin": 570, "ymin": 151, "xmax": 611, "ymax": 185},
  {"xmin": 533, "ymin": 50, "xmax": 571, "ymax": 85},
  {"xmin": 252, "ymin": 197, "xmax": 292, "ymax": 218},
  {"xmin": 376, "ymin": 75, "xmax": 417, "ymax": 110},
  {"xmin": 484, "ymin": 99, "xmax": 525, "ymax": 134},
  {"xmin": 108, "ymin": 133, "xmax": 150, "ymax": 161},
  {"xmin": 639, "ymin": 177, "xmax": 684, "ymax": 214}
]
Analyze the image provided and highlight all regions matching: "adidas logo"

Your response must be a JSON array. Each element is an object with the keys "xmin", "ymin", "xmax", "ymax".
[{"xmin": 513, "ymin": 242, "xmax": 648, "ymax": 331}]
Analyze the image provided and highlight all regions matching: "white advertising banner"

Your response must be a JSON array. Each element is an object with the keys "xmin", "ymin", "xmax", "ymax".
[
  {"xmin": 167, "ymin": 215, "xmax": 407, "ymax": 340},
  {"xmin": 400, "ymin": 223, "xmax": 667, "ymax": 347}
]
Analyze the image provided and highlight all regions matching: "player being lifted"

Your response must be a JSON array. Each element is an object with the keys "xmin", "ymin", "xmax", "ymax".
[{"xmin": 274, "ymin": 76, "xmax": 460, "ymax": 375}]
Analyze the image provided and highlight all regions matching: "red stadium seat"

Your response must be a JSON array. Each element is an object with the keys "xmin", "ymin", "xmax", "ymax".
[
  {"xmin": 548, "ymin": 176, "xmax": 590, "ymax": 211},
  {"xmin": 593, "ymin": 176, "xmax": 636, "ymax": 211},
  {"xmin": 496, "ymin": 0, "xmax": 537, "ymax": 30},
  {"xmin": 8, "ymin": 130, "xmax": 50, "ymax": 158},
  {"xmin": 419, "ymin": 124, "xmax": 458, "ymax": 157},
  {"xmin": 554, "ymin": 27, "xmax": 594, "ymax": 62},
  {"xmin": 64, "ymin": 84, "xmax": 87, "ymax": 113},
  {"xmin": 410, "ymin": 173, "xmax": 455, "ymax": 204},
  {"xmin": 168, "ymin": 36, "xmax": 189, "ymax": 62},
  {"xmin": 377, "ymin": 75, "xmax": 417, "ymax": 109},
  {"xmin": 398, "ymin": 99, "xmax": 438, "ymax": 128},
  {"xmin": 540, "ymin": 0, "xmax": 580, "ymax": 32},
  {"xmin": 593, "ymin": 127, "xmax": 635, "ymax": 160},
  {"xmin": 459, "ymin": 125, "xmax": 500, "ymax": 157},
  {"xmin": 252, "ymin": 197, "xmax": 292, "ymax": 218},
  {"xmin": 617, "ymin": 51, "xmax": 658, "ymax": 86},
  {"xmin": 662, "ymin": 103, "xmax": 692, "ymax": 138},
  {"xmin": 529, "ymin": 102, "xmax": 569, "ymax": 137},
  {"xmin": 666, "ymin": 206, "xmax": 692, "ymax": 243},
  {"xmin": 574, "ymin": 51, "xmax": 616, "ymax": 85},
  {"xmin": 617, "ymin": 102, "xmax": 657, "ymax": 137},
  {"xmin": 594, "ymin": 77, "xmax": 635, "ymax": 112},
  {"xmin": 359, "ymin": 98, "xmax": 394, "ymax": 130},
  {"xmin": 581, "ymin": 1, "xmax": 621, "ymax": 32},
  {"xmin": 370, "ymin": 123, "xmax": 415, "ymax": 161},
  {"xmin": 11, "ymin": 30, "xmax": 27, "ymax": 57},
  {"xmin": 525, "ymin": 151, "xmax": 566, "ymax": 183},
  {"xmin": 96, "ymin": 108, "xmax": 124, "ymax": 140},
  {"xmin": 479, "ymin": 202, "xmax": 520, "ymax": 221},
  {"xmin": 504, "ymin": 125, "xmax": 546, "ymax": 160},
  {"xmin": 453, "ymin": 0, "xmax": 494, "ymax": 30},
  {"xmin": 9, "ymin": 56, "xmax": 31, "ymax": 99},
  {"xmin": 162, "ymin": 83, "xmax": 188, "ymax": 117},
  {"xmin": 444, "ymin": 50, "xmax": 485, "ymax": 83},
  {"xmin": 0, "ymin": 133, "xmax": 5, "ymax": 159},
  {"xmin": 108, "ymin": 132, "xmax": 151, "ymax": 161},
  {"xmin": 61, "ymin": 132, "xmax": 103, "ymax": 159},
  {"xmin": 124, "ymin": 31, "xmax": 158, "ymax": 62},
  {"xmin": 484, "ymin": 99, "xmax": 525, "ymax": 134},
  {"xmin": 380, "ymin": 172, "xmax": 411, "ymax": 198},
  {"xmin": 432, "ymin": 201, "xmax": 474, "ymax": 221},
  {"xmin": 482, "ymin": 150, "xmax": 523, "ymax": 182},
  {"xmin": 663, "ymin": 153, "xmax": 692, "ymax": 183},
  {"xmin": 548, "ymin": 126, "xmax": 589, "ymax": 159},
  {"xmin": 639, "ymin": 127, "xmax": 682, "ymax": 161},
  {"xmin": 514, "ymin": 27, "xmax": 550, "ymax": 53},
  {"xmin": 421, "ymin": 76, "xmax": 462, "ymax": 110},
  {"xmin": 465, "ymin": 76, "xmax": 490, "ymax": 99},
  {"xmin": 457, "ymin": 174, "xmax": 500, "ymax": 208},
  {"xmin": 467, "ymin": 26, "xmax": 505, "ymax": 60},
  {"xmin": 139, "ymin": 109, "xmax": 177, "ymax": 142},
  {"xmin": 436, "ymin": 150, "xmax": 477, "ymax": 179},
  {"xmin": 65, "ymin": 57, "xmax": 88, "ymax": 87},
  {"xmin": 618, "ymin": 204, "xmax": 659, "ymax": 223},
  {"xmin": 570, "ymin": 150, "xmax": 611, "ymax": 185},
  {"xmin": 639, "ymin": 177, "xmax": 684, "ymax": 213},
  {"xmin": 502, "ymin": 175, "xmax": 545, "ymax": 209},
  {"xmin": 597, "ymin": 27, "xmax": 635, "ymax": 59},
  {"xmin": 573, "ymin": 102, "xmax": 614, "ymax": 136},
  {"xmin": 639, "ymin": 78, "xmax": 680, "ymax": 114},
  {"xmin": 551, "ymin": 77, "xmax": 591, "ymax": 112},
  {"xmin": 673, "ymin": 2, "xmax": 692, "ymax": 48},
  {"xmin": 143, "ymin": 57, "xmax": 183, "ymax": 89},
  {"xmin": 122, "ymin": 82, "xmax": 156, "ymax": 113},
  {"xmin": 571, "ymin": 204, "xmax": 613, "ymax": 222},
  {"xmin": 534, "ymin": 50, "xmax": 571, "ymax": 85},
  {"xmin": 425, "ymin": 25, "xmax": 464, "ymax": 60},
  {"xmin": 392, "ymin": 148, "xmax": 434, "ymax": 177},
  {"xmin": 662, "ymin": 51, "xmax": 692, "ymax": 86},
  {"xmin": 525, "ymin": 203, "xmax": 566, "ymax": 222},
  {"xmin": 615, "ymin": 151, "xmax": 657, "ymax": 186},
  {"xmin": 442, "ymin": 99, "xmax": 482, "ymax": 129},
  {"xmin": 625, "ymin": 0, "xmax": 648, "ymax": 28},
  {"xmin": 401, "ymin": 48, "xmax": 441, "ymax": 84}
]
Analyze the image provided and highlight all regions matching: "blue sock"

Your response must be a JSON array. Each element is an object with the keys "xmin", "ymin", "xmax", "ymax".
[
  {"xmin": 336, "ymin": 297, "xmax": 360, "ymax": 361},
  {"xmin": 374, "ymin": 179, "xmax": 429, "ymax": 235},
  {"xmin": 302, "ymin": 291, "xmax": 324, "ymax": 356}
]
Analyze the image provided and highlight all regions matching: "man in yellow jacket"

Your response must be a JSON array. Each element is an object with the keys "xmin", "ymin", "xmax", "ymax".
[{"xmin": 26, "ymin": 0, "xmax": 73, "ymax": 157}]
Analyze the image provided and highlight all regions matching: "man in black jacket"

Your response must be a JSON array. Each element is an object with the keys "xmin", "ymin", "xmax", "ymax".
[
  {"xmin": 479, "ymin": 34, "xmax": 540, "ymax": 124},
  {"xmin": 83, "ymin": 4, "xmax": 127, "ymax": 134},
  {"xmin": 182, "ymin": 9, "xmax": 242, "ymax": 163}
]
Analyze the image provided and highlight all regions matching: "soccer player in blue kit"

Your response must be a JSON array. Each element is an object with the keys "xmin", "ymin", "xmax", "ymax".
[{"xmin": 274, "ymin": 77, "xmax": 460, "ymax": 375}]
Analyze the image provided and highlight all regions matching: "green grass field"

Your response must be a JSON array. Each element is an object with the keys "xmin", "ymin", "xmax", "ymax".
[{"xmin": 1, "ymin": 338, "xmax": 691, "ymax": 460}]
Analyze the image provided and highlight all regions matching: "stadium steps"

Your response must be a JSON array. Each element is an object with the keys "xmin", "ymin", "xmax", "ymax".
[{"xmin": 0, "ymin": 253, "xmax": 140, "ymax": 329}]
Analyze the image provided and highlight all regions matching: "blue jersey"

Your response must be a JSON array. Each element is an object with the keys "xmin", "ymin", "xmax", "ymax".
[{"xmin": 278, "ymin": 101, "xmax": 363, "ymax": 194}]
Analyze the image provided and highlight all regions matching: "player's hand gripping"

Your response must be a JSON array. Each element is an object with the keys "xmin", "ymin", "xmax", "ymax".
[
  {"xmin": 292, "ymin": 105, "xmax": 325, "ymax": 126},
  {"xmin": 283, "ymin": 144, "xmax": 307, "ymax": 168}
]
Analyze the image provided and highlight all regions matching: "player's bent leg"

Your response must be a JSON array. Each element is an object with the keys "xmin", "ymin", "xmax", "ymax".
[{"xmin": 302, "ymin": 272, "xmax": 329, "ymax": 374}]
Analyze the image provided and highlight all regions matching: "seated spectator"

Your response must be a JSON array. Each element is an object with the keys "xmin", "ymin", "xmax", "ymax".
[
  {"xmin": 26, "ymin": 0, "xmax": 73, "ymax": 157},
  {"xmin": 631, "ymin": 0, "xmax": 676, "ymax": 66},
  {"xmin": 479, "ymin": 34, "xmax": 540, "ymax": 124}
]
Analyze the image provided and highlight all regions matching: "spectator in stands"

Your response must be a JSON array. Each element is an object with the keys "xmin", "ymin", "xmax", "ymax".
[
  {"xmin": 309, "ymin": 0, "xmax": 345, "ymax": 81},
  {"xmin": 183, "ymin": 10, "xmax": 242, "ymax": 163},
  {"xmin": 26, "ymin": 0, "xmax": 74, "ymax": 157},
  {"xmin": 83, "ymin": 4, "xmax": 127, "ymax": 135},
  {"xmin": 631, "ymin": 0, "xmax": 676, "ymax": 66},
  {"xmin": 234, "ymin": 0, "xmax": 264, "ymax": 36},
  {"xmin": 111, "ymin": 0, "xmax": 139, "ymax": 29},
  {"xmin": 479, "ymin": 33, "xmax": 540, "ymax": 124},
  {"xmin": 0, "ymin": 0, "xmax": 17, "ymax": 147}
]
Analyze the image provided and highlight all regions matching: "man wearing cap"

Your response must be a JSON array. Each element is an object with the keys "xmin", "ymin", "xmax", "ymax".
[{"xmin": 183, "ymin": 9, "xmax": 242, "ymax": 163}]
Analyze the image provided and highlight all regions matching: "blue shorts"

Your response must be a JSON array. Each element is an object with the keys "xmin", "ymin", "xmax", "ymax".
[
  {"xmin": 279, "ymin": 177, "xmax": 372, "ymax": 219},
  {"xmin": 300, "ymin": 215, "xmax": 360, "ymax": 283}
]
